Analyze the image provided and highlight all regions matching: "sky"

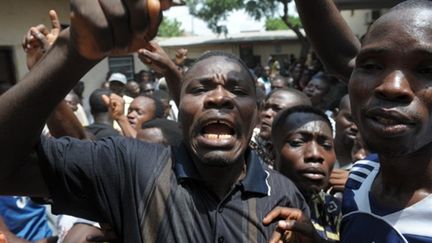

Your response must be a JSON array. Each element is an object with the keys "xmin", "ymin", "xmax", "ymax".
[{"xmin": 163, "ymin": 2, "xmax": 298, "ymax": 36}]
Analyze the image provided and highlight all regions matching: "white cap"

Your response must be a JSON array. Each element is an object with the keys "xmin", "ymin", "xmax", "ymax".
[{"xmin": 108, "ymin": 73, "xmax": 127, "ymax": 84}]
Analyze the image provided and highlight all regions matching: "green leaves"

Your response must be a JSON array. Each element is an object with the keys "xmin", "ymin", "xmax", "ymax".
[{"xmin": 157, "ymin": 17, "xmax": 184, "ymax": 37}]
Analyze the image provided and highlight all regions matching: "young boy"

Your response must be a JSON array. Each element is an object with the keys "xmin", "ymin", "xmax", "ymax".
[{"xmin": 271, "ymin": 106, "xmax": 340, "ymax": 241}]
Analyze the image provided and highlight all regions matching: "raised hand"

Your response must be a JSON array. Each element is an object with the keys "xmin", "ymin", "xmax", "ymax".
[
  {"xmin": 329, "ymin": 169, "xmax": 349, "ymax": 193},
  {"xmin": 137, "ymin": 41, "xmax": 182, "ymax": 105},
  {"xmin": 102, "ymin": 93, "xmax": 126, "ymax": 121},
  {"xmin": 174, "ymin": 48, "xmax": 188, "ymax": 66},
  {"xmin": 69, "ymin": 0, "xmax": 173, "ymax": 60},
  {"xmin": 138, "ymin": 41, "xmax": 177, "ymax": 75},
  {"xmin": 22, "ymin": 10, "xmax": 61, "ymax": 69}
]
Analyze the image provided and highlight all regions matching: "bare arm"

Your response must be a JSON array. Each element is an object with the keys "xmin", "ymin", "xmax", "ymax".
[
  {"xmin": 102, "ymin": 93, "xmax": 138, "ymax": 138},
  {"xmin": 47, "ymin": 101, "xmax": 88, "ymax": 139},
  {"xmin": 22, "ymin": 13, "xmax": 89, "ymax": 140},
  {"xmin": 0, "ymin": 0, "xmax": 172, "ymax": 195},
  {"xmin": 138, "ymin": 42, "xmax": 183, "ymax": 106},
  {"xmin": 294, "ymin": 0, "xmax": 361, "ymax": 82}
]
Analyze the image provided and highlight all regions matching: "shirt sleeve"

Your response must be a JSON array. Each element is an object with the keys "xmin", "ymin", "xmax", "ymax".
[{"xmin": 37, "ymin": 136, "xmax": 168, "ymax": 223}]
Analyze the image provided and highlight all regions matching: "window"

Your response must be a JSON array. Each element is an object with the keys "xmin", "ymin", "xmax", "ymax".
[
  {"xmin": 108, "ymin": 55, "xmax": 135, "ymax": 80},
  {"xmin": 0, "ymin": 47, "xmax": 16, "ymax": 84}
]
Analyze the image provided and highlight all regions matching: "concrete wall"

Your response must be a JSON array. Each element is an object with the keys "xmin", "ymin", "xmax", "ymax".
[
  {"xmin": 161, "ymin": 40, "xmax": 302, "ymax": 66},
  {"xmin": 341, "ymin": 9, "xmax": 372, "ymax": 38},
  {"xmin": 0, "ymin": 0, "xmax": 69, "ymax": 80}
]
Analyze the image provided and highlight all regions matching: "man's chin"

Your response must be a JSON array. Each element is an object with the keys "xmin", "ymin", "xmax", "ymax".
[{"xmin": 195, "ymin": 151, "xmax": 240, "ymax": 167}]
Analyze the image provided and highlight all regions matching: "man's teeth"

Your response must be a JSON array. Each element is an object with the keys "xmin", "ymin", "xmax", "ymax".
[
  {"xmin": 204, "ymin": 134, "xmax": 233, "ymax": 139},
  {"xmin": 376, "ymin": 117, "xmax": 401, "ymax": 125}
]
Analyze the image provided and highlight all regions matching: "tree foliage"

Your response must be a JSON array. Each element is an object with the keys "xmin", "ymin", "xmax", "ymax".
[
  {"xmin": 157, "ymin": 17, "xmax": 184, "ymax": 37},
  {"xmin": 186, "ymin": 0, "xmax": 310, "ymax": 58},
  {"xmin": 187, "ymin": 0, "xmax": 279, "ymax": 34},
  {"xmin": 265, "ymin": 16, "xmax": 301, "ymax": 31}
]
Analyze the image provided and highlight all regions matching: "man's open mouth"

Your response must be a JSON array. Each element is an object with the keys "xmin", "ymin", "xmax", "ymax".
[{"xmin": 201, "ymin": 120, "xmax": 235, "ymax": 140}]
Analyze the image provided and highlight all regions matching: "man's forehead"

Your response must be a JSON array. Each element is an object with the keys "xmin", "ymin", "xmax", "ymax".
[
  {"xmin": 185, "ymin": 56, "xmax": 244, "ymax": 77},
  {"xmin": 364, "ymin": 8, "xmax": 432, "ymax": 46}
]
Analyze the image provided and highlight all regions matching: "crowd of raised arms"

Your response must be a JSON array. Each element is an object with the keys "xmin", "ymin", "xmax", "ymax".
[{"xmin": 0, "ymin": 0, "xmax": 431, "ymax": 242}]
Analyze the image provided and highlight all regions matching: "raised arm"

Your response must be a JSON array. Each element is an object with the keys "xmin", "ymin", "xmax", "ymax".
[
  {"xmin": 0, "ymin": 0, "xmax": 171, "ymax": 195},
  {"xmin": 138, "ymin": 41, "xmax": 183, "ymax": 106},
  {"xmin": 294, "ymin": 0, "xmax": 361, "ymax": 82},
  {"xmin": 23, "ymin": 11, "xmax": 88, "ymax": 140}
]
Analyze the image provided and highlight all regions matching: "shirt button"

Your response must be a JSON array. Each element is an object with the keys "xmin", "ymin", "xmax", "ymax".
[
  {"xmin": 218, "ymin": 236, "xmax": 224, "ymax": 243},
  {"xmin": 218, "ymin": 207, "xmax": 223, "ymax": 213}
]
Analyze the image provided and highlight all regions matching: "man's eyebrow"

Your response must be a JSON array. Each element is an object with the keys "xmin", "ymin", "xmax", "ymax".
[
  {"xmin": 411, "ymin": 47, "xmax": 432, "ymax": 56},
  {"xmin": 358, "ymin": 46, "xmax": 432, "ymax": 57},
  {"xmin": 357, "ymin": 47, "xmax": 388, "ymax": 57}
]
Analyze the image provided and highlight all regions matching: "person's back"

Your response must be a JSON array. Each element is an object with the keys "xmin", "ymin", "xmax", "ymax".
[{"xmin": 86, "ymin": 88, "xmax": 120, "ymax": 139}]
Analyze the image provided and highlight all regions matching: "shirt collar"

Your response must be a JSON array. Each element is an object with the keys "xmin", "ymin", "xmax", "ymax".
[
  {"xmin": 172, "ymin": 143, "xmax": 201, "ymax": 181},
  {"xmin": 240, "ymin": 149, "xmax": 270, "ymax": 196},
  {"xmin": 172, "ymin": 143, "xmax": 270, "ymax": 196}
]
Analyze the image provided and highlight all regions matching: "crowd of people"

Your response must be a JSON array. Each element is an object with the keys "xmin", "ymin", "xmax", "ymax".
[{"xmin": 0, "ymin": 0, "xmax": 431, "ymax": 242}]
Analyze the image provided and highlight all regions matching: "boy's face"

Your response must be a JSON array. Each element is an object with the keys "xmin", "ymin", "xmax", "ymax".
[
  {"xmin": 349, "ymin": 8, "xmax": 432, "ymax": 156},
  {"xmin": 274, "ymin": 112, "xmax": 336, "ymax": 194}
]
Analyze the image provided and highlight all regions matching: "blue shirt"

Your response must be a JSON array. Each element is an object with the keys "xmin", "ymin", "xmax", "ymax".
[{"xmin": 0, "ymin": 196, "xmax": 52, "ymax": 241}]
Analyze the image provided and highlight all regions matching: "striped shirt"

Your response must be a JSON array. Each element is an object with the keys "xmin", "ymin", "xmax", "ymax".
[
  {"xmin": 341, "ymin": 154, "xmax": 432, "ymax": 242},
  {"xmin": 38, "ymin": 136, "xmax": 309, "ymax": 243}
]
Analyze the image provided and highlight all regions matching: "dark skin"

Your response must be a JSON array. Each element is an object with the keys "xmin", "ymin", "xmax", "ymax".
[
  {"xmin": 268, "ymin": 112, "xmax": 336, "ymax": 243},
  {"xmin": 103, "ymin": 94, "xmax": 156, "ymax": 138},
  {"xmin": 178, "ymin": 56, "xmax": 257, "ymax": 198},
  {"xmin": 259, "ymin": 90, "xmax": 311, "ymax": 140},
  {"xmin": 0, "ymin": 0, "xmax": 171, "ymax": 239},
  {"xmin": 0, "ymin": 2, "xmax": 302, "ymax": 241},
  {"xmin": 269, "ymin": 1, "xmax": 432, "ymax": 240},
  {"xmin": 330, "ymin": 95, "xmax": 357, "ymax": 192},
  {"xmin": 333, "ymin": 95, "xmax": 357, "ymax": 166},
  {"xmin": 294, "ymin": 0, "xmax": 360, "ymax": 82},
  {"xmin": 21, "ymin": 12, "xmax": 107, "ymax": 242},
  {"xmin": 349, "ymin": 8, "xmax": 432, "ymax": 208},
  {"xmin": 138, "ymin": 41, "xmax": 182, "ymax": 105},
  {"xmin": 273, "ymin": 113, "xmax": 336, "ymax": 195},
  {"xmin": 302, "ymin": 77, "xmax": 331, "ymax": 109}
]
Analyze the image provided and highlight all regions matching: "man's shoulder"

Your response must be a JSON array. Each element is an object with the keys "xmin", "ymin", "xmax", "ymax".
[{"xmin": 262, "ymin": 166, "xmax": 300, "ymax": 194}]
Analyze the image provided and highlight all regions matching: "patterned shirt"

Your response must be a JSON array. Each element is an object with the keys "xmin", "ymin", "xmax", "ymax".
[
  {"xmin": 309, "ymin": 191, "xmax": 341, "ymax": 241},
  {"xmin": 38, "ymin": 136, "xmax": 310, "ymax": 242},
  {"xmin": 342, "ymin": 154, "xmax": 432, "ymax": 242},
  {"xmin": 250, "ymin": 128, "xmax": 275, "ymax": 167}
]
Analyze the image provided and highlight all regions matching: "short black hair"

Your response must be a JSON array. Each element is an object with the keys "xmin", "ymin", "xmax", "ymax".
[
  {"xmin": 265, "ymin": 88, "xmax": 311, "ymax": 106},
  {"xmin": 272, "ymin": 105, "xmax": 333, "ymax": 143},
  {"xmin": 188, "ymin": 51, "xmax": 257, "ymax": 92},
  {"xmin": 141, "ymin": 118, "xmax": 183, "ymax": 146},
  {"xmin": 137, "ymin": 94, "xmax": 165, "ymax": 119},
  {"xmin": 89, "ymin": 88, "xmax": 112, "ymax": 114}
]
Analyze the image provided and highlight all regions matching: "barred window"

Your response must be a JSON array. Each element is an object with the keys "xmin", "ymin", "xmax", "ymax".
[{"xmin": 108, "ymin": 55, "xmax": 135, "ymax": 80}]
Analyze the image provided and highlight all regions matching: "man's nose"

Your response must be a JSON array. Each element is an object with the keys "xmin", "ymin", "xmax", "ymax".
[
  {"xmin": 203, "ymin": 86, "xmax": 234, "ymax": 109},
  {"xmin": 374, "ymin": 70, "xmax": 414, "ymax": 103},
  {"xmin": 304, "ymin": 142, "xmax": 324, "ymax": 164}
]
